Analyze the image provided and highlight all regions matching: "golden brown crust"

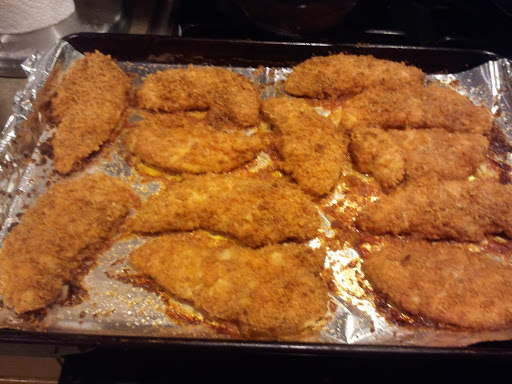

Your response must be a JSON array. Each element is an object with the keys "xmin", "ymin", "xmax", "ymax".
[
  {"xmin": 51, "ymin": 51, "xmax": 132, "ymax": 174},
  {"xmin": 363, "ymin": 240, "xmax": 512, "ymax": 329},
  {"xmin": 356, "ymin": 181, "xmax": 512, "ymax": 241},
  {"xmin": 285, "ymin": 53, "xmax": 425, "ymax": 99},
  {"xmin": 125, "ymin": 112, "xmax": 265, "ymax": 174},
  {"xmin": 350, "ymin": 128, "xmax": 489, "ymax": 190},
  {"xmin": 130, "ymin": 232, "xmax": 328, "ymax": 337},
  {"xmin": 127, "ymin": 174, "xmax": 321, "ymax": 247},
  {"xmin": 341, "ymin": 84, "xmax": 493, "ymax": 134},
  {"xmin": 138, "ymin": 67, "xmax": 261, "ymax": 127},
  {"xmin": 262, "ymin": 97, "xmax": 348, "ymax": 196},
  {"xmin": 0, "ymin": 173, "xmax": 137, "ymax": 314}
]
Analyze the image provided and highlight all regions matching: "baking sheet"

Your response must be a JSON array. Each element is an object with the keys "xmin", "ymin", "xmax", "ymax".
[{"xmin": 1, "ymin": 40, "xmax": 512, "ymax": 346}]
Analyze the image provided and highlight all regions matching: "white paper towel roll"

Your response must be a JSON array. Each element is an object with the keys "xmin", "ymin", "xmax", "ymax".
[{"xmin": 0, "ymin": 0, "xmax": 75, "ymax": 34}]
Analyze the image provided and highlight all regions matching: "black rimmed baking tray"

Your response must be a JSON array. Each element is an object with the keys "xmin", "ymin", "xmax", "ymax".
[{"xmin": 0, "ymin": 33, "xmax": 510, "ymax": 358}]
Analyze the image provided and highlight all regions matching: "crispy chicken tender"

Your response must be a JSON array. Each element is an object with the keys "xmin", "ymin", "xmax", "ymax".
[
  {"xmin": 285, "ymin": 53, "xmax": 425, "ymax": 99},
  {"xmin": 127, "ymin": 174, "xmax": 321, "ymax": 247},
  {"xmin": 125, "ymin": 113, "xmax": 265, "ymax": 174},
  {"xmin": 138, "ymin": 67, "xmax": 261, "ymax": 127},
  {"xmin": 262, "ymin": 97, "xmax": 348, "ymax": 196},
  {"xmin": 130, "ymin": 233, "xmax": 328, "ymax": 338},
  {"xmin": 357, "ymin": 181, "xmax": 512, "ymax": 242},
  {"xmin": 51, "ymin": 51, "xmax": 132, "ymax": 174},
  {"xmin": 0, "ymin": 173, "xmax": 137, "ymax": 314},
  {"xmin": 350, "ymin": 128, "xmax": 489, "ymax": 190},
  {"xmin": 363, "ymin": 240, "xmax": 512, "ymax": 329},
  {"xmin": 341, "ymin": 84, "xmax": 493, "ymax": 135},
  {"xmin": 350, "ymin": 128, "xmax": 404, "ymax": 191}
]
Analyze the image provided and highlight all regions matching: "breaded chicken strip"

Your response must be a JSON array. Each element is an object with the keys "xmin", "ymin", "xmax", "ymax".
[
  {"xmin": 285, "ymin": 53, "xmax": 425, "ymax": 99},
  {"xmin": 51, "ymin": 51, "xmax": 132, "ymax": 174},
  {"xmin": 0, "ymin": 173, "xmax": 137, "ymax": 314},
  {"xmin": 138, "ymin": 67, "xmax": 260, "ymax": 127},
  {"xmin": 350, "ymin": 128, "xmax": 489, "ymax": 190},
  {"xmin": 357, "ymin": 181, "xmax": 512, "ymax": 242},
  {"xmin": 125, "ymin": 113, "xmax": 265, "ymax": 174},
  {"xmin": 350, "ymin": 128, "xmax": 404, "ymax": 191},
  {"xmin": 262, "ymin": 97, "xmax": 348, "ymax": 196},
  {"xmin": 127, "ymin": 174, "xmax": 320, "ymax": 247},
  {"xmin": 363, "ymin": 240, "xmax": 512, "ymax": 329},
  {"xmin": 342, "ymin": 84, "xmax": 493, "ymax": 135},
  {"xmin": 130, "ymin": 232, "xmax": 328, "ymax": 337}
]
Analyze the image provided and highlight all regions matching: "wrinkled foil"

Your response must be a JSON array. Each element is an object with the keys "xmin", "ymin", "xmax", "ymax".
[{"xmin": 1, "ymin": 41, "xmax": 512, "ymax": 346}]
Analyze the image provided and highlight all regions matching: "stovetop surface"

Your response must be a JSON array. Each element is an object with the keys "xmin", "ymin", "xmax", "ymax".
[{"xmin": 166, "ymin": 0, "xmax": 512, "ymax": 57}]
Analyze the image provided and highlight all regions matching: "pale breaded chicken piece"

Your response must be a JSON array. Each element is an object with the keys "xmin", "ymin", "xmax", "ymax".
[
  {"xmin": 350, "ymin": 128, "xmax": 404, "ymax": 191},
  {"xmin": 130, "ymin": 232, "xmax": 328, "ymax": 338},
  {"xmin": 53, "ymin": 102, "xmax": 123, "ymax": 175},
  {"xmin": 51, "ymin": 51, "xmax": 132, "ymax": 174},
  {"xmin": 363, "ymin": 240, "xmax": 512, "ymax": 329},
  {"xmin": 138, "ymin": 67, "xmax": 260, "ymax": 127},
  {"xmin": 341, "ymin": 83, "xmax": 493, "ymax": 135},
  {"xmin": 357, "ymin": 181, "xmax": 512, "ymax": 242},
  {"xmin": 350, "ymin": 128, "xmax": 489, "ymax": 190},
  {"xmin": 285, "ymin": 53, "xmax": 425, "ymax": 99},
  {"xmin": 0, "ymin": 173, "xmax": 137, "ymax": 314},
  {"xmin": 125, "ymin": 112, "xmax": 265, "ymax": 174},
  {"xmin": 127, "ymin": 174, "xmax": 321, "ymax": 247},
  {"xmin": 262, "ymin": 97, "xmax": 348, "ymax": 196}
]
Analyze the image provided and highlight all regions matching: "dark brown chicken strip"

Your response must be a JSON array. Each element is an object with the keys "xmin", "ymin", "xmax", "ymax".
[
  {"xmin": 363, "ymin": 240, "xmax": 512, "ymax": 329},
  {"xmin": 285, "ymin": 53, "xmax": 425, "ymax": 99},
  {"xmin": 342, "ymin": 83, "xmax": 493, "ymax": 134},
  {"xmin": 262, "ymin": 97, "xmax": 348, "ymax": 196},
  {"xmin": 357, "ymin": 181, "xmax": 512, "ymax": 241},
  {"xmin": 130, "ymin": 232, "xmax": 328, "ymax": 337},
  {"xmin": 127, "ymin": 174, "xmax": 321, "ymax": 247},
  {"xmin": 350, "ymin": 128, "xmax": 489, "ymax": 190},
  {"xmin": 125, "ymin": 112, "xmax": 265, "ymax": 174},
  {"xmin": 138, "ymin": 67, "xmax": 260, "ymax": 127},
  {"xmin": 51, "ymin": 51, "xmax": 132, "ymax": 174},
  {"xmin": 0, "ymin": 173, "xmax": 137, "ymax": 314}
]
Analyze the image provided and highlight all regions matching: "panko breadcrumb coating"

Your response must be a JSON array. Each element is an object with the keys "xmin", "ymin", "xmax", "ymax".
[
  {"xmin": 350, "ymin": 128, "xmax": 489, "ymax": 190},
  {"xmin": 138, "ymin": 67, "xmax": 261, "ymax": 127},
  {"xmin": 262, "ymin": 97, "xmax": 348, "ymax": 196},
  {"xmin": 285, "ymin": 53, "xmax": 425, "ymax": 99},
  {"xmin": 127, "ymin": 174, "xmax": 321, "ymax": 247},
  {"xmin": 363, "ymin": 240, "xmax": 512, "ymax": 329},
  {"xmin": 357, "ymin": 181, "xmax": 512, "ymax": 241},
  {"xmin": 125, "ymin": 112, "xmax": 266, "ymax": 174},
  {"xmin": 341, "ymin": 83, "xmax": 493, "ymax": 134},
  {"xmin": 130, "ymin": 232, "xmax": 328, "ymax": 338},
  {"xmin": 51, "ymin": 51, "xmax": 132, "ymax": 174},
  {"xmin": 0, "ymin": 173, "xmax": 137, "ymax": 314}
]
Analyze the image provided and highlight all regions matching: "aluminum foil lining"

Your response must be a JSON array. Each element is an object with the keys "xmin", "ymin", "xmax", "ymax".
[{"xmin": 1, "ymin": 40, "xmax": 512, "ymax": 346}]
